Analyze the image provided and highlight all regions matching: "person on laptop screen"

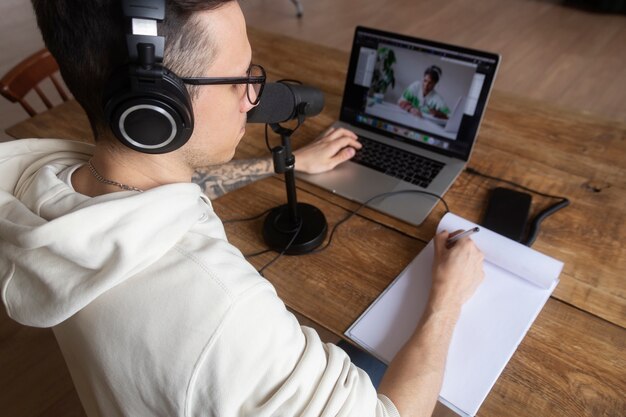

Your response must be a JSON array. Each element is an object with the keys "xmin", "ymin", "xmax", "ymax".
[{"xmin": 398, "ymin": 65, "xmax": 450, "ymax": 120}]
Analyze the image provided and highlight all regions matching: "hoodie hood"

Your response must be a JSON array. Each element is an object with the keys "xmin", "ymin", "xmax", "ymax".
[{"xmin": 1, "ymin": 139, "xmax": 216, "ymax": 328}]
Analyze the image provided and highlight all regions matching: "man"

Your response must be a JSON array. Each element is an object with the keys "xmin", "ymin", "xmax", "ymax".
[
  {"xmin": 398, "ymin": 65, "xmax": 450, "ymax": 120},
  {"xmin": 0, "ymin": 1, "xmax": 483, "ymax": 417}
]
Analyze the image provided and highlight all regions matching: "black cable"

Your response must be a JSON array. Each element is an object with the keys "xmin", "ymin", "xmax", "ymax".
[
  {"xmin": 465, "ymin": 166, "xmax": 570, "ymax": 246},
  {"xmin": 223, "ymin": 188, "xmax": 447, "ymax": 271},
  {"xmin": 524, "ymin": 199, "xmax": 570, "ymax": 246},
  {"xmin": 465, "ymin": 167, "xmax": 566, "ymax": 200},
  {"xmin": 228, "ymin": 166, "xmax": 568, "ymax": 270},
  {"xmin": 222, "ymin": 209, "xmax": 300, "ymax": 264},
  {"xmin": 257, "ymin": 218, "xmax": 303, "ymax": 276},
  {"xmin": 310, "ymin": 189, "xmax": 449, "ymax": 254},
  {"xmin": 243, "ymin": 248, "xmax": 272, "ymax": 258},
  {"xmin": 222, "ymin": 208, "xmax": 273, "ymax": 258},
  {"xmin": 223, "ymin": 207, "xmax": 273, "ymax": 224}
]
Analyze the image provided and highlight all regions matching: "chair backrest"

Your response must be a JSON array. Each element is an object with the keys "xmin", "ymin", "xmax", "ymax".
[{"xmin": 0, "ymin": 48, "xmax": 69, "ymax": 116}]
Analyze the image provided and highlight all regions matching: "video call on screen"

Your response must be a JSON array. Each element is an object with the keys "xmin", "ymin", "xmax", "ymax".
[{"xmin": 341, "ymin": 31, "xmax": 498, "ymax": 160}]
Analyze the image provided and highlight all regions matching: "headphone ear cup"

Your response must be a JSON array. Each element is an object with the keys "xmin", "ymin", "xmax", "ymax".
[{"xmin": 104, "ymin": 66, "xmax": 194, "ymax": 154}]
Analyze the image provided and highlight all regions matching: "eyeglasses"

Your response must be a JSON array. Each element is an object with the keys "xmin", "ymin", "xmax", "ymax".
[{"xmin": 181, "ymin": 63, "xmax": 266, "ymax": 105}]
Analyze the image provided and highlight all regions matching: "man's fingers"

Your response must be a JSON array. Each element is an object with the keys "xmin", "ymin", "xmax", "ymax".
[
  {"xmin": 321, "ymin": 126, "xmax": 336, "ymax": 137},
  {"xmin": 433, "ymin": 230, "xmax": 450, "ymax": 256},
  {"xmin": 324, "ymin": 136, "xmax": 361, "ymax": 156},
  {"xmin": 329, "ymin": 146, "xmax": 356, "ymax": 166},
  {"xmin": 314, "ymin": 138, "xmax": 360, "ymax": 171},
  {"xmin": 319, "ymin": 147, "xmax": 355, "ymax": 171},
  {"xmin": 294, "ymin": 127, "xmax": 360, "ymax": 174},
  {"xmin": 321, "ymin": 127, "xmax": 358, "ymax": 142},
  {"xmin": 448, "ymin": 229, "xmax": 464, "ymax": 239}
]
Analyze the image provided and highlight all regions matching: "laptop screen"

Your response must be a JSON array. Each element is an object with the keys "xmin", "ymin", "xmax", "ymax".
[{"xmin": 340, "ymin": 26, "xmax": 500, "ymax": 161}]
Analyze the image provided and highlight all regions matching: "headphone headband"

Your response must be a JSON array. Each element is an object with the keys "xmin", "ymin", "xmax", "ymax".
[
  {"xmin": 124, "ymin": 0, "xmax": 165, "ymax": 62},
  {"xmin": 103, "ymin": 0, "xmax": 195, "ymax": 154}
]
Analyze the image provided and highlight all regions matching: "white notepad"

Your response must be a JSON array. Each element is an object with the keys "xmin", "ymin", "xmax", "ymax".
[{"xmin": 345, "ymin": 213, "xmax": 563, "ymax": 417}]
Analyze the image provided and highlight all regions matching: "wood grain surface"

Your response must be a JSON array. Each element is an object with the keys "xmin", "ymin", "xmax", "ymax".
[
  {"xmin": 241, "ymin": 0, "xmax": 626, "ymax": 123},
  {"xmin": 3, "ymin": 27, "xmax": 625, "ymax": 417},
  {"xmin": 214, "ymin": 176, "xmax": 626, "ymax": 417},
  {"xmin": 245, "ymin": 28, "xmax": 626, "ymax": 328}
]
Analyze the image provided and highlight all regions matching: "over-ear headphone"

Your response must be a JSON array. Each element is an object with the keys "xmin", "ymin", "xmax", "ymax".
[{"xmin": 103, "ymin": 0, "xmax": 194, "ymax": 154}]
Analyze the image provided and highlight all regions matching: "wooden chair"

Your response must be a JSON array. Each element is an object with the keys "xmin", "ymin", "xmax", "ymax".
[{"xmin": 0, "ymin": 48, "xmax": 69, "ymax": 117}]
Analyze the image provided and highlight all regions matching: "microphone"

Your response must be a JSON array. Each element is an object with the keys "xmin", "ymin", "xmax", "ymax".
[{"xmin": 247, "ymin": 82, "xmax": 325, "ymax": 124}]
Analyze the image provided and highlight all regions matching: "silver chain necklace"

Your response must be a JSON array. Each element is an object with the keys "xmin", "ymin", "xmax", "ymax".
[{"xmin": 87, "ymin": 160, "xmax": 144, "ymax": 193}]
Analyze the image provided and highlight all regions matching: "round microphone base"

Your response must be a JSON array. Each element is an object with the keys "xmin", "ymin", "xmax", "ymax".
[{"xmin": 263, "ymin": 203, "xmax": 327, "ymax": 255}]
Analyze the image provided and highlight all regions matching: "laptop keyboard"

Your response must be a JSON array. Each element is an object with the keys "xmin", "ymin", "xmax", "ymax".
[{"xmin": 352, "ymin": 136, "xmax": 445, "ymax": 188}]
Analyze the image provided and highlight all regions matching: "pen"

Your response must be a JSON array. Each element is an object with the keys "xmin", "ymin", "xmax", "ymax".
[{"xmin": 446, "ymin": 226, "xmax": 480, "ymax": 247}]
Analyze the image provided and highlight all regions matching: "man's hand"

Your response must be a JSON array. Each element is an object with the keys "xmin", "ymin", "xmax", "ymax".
[
  {"xmin": 378, "ymin": 230, "xmax": 484, "ymax": 417},
  {"xmin": 429, "ymin": 230, "xmax": 485, "ymax": 314},
  {"xmin": 427, "ymin": 107, "xmax": 448, "ymax": 120},
  {"xmin": 399, "ymin": 100, "xmax": 422, "ymax": 117},
  {"xmin": 293, "ymin": 127, "xmax": 361, "ymax": 174},
  {"xmin": 398, "ymin": 100, "xmax": 412, "ymax": 111},
  {"xmin": 409, "ymin": 107, "xmax": 423, "ymax": 117}
]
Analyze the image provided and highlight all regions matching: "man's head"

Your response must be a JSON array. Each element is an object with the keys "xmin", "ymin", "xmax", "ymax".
[
  {"xmin": 31, "ymin": 0, "xmax": 253, "ymax": 167},
  {"xmin": 422, "ymin": 65, "xmax": 442, "ymax": 96}
]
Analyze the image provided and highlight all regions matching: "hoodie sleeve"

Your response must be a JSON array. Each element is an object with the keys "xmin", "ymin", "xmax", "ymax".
[{"xmin": 185, "ymin": 282, "xmax": 400, "ymax": 417}]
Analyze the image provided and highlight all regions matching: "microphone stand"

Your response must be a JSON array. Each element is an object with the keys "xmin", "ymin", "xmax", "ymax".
[{"xmin": 263, "ymin": 106, "xmax": 327, "ymax": 255}]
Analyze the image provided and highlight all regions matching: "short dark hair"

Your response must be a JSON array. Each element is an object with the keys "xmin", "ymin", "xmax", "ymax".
[
  {"xmin": 31, "ymin": 0, "xmax": 234, "ymax": 140},
  {"xmin": 424, "ymin": 65, "xmax": 442, "ymax": 84}
]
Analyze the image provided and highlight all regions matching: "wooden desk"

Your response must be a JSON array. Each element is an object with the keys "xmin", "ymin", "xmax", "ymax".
[{"xmin": 3, "ymin": 28, "xmax": 625, "ymax": 417}]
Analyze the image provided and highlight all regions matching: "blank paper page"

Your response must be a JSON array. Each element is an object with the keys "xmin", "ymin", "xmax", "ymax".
[{"xmin": 346, "ymin": 214, "xmax": 563, "ymax": 416}]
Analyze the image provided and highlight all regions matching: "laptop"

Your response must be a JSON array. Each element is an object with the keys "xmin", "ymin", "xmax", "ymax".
[{"xmin": 299, "ymin": 26, "xmax": 500, "ymax": 225}]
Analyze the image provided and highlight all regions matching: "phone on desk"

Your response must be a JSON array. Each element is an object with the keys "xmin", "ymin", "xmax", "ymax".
[{"xmin": 481, "ymin": 187, "xmax": 532, "ymax": 242}]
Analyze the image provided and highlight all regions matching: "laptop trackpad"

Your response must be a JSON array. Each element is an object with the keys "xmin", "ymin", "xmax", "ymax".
[{"xmin": 298, "ymin": 162, "xmax": 401, "ymax": 202}]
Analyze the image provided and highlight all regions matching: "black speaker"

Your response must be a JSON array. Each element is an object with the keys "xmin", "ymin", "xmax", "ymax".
[{"xmin": 103, "ymin": 0, "xmax": 194, "ymax": 154}]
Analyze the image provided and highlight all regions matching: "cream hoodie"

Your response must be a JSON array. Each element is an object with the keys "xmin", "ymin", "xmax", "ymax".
[{"xmin": 0, "ymin": 139, "xmax": 400, "ymax": 417}]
